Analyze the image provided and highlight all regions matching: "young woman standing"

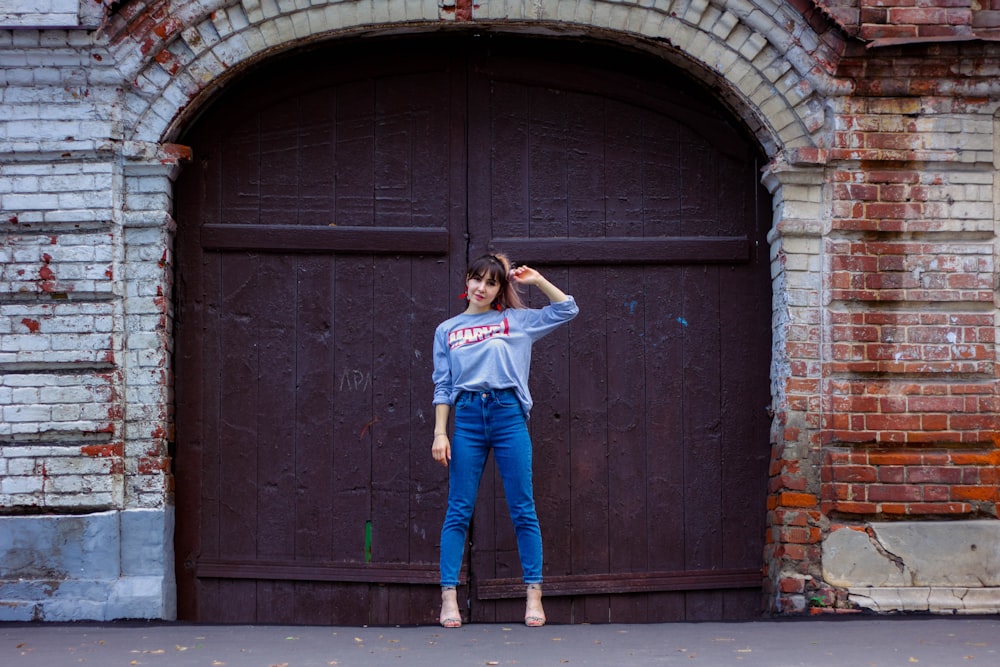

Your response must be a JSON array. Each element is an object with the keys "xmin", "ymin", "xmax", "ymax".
[{"xmin": 431, "ymin": 253, "xmax": 579, "ymax": 628}]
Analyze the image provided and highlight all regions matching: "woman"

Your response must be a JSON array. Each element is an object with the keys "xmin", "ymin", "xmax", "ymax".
[{"xmin": 431, "ymin": 253, "xmax": 579, "ymax": 628}]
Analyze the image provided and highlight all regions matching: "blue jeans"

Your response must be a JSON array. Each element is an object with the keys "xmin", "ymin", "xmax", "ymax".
[{"xmin": 439, "ymin": 389, "xmax": 543, "ymax": 587}]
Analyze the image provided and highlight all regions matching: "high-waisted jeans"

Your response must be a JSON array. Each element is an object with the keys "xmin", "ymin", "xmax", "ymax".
[{"xmin": 439, "ymin": 388, "xmax": 542, "ymax": 587}]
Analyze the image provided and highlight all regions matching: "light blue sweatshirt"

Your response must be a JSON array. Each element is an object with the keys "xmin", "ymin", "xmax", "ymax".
[{"xmin": 432, "ymin": 297, "xmax": 579, "ymax": 418}]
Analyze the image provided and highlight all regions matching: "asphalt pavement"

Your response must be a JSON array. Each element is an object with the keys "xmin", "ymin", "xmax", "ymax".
[{"xmin": 3, "ymin": 615, "xmax": 998, "ymax": 666}]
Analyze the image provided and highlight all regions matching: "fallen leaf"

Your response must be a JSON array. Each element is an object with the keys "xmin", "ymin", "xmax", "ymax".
[
  {"xmin": 212, "ymin": 662, "xmax": 226, "ymax": 666},
  {"xmin": 909, "ymin": 659, "xmax": 919, "ymax": 663},
  {"xmin": 487, "ymin": 662, "xmax": 500, "ymax": 666}
]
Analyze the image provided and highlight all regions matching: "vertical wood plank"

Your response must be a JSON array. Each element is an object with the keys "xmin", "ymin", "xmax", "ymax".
[
  {"xmin": 642, "ymin": 113, "xmax": 683, "ymax": 237},
  {"xmin": 173, "ymin": 127, "xmax": 215, "ymax": 620},
  {"xmin": 643, "ymin": 264, "xmax": 688, "ymax": 621},
  {"xmin": 215, "ymin": 252, "xmax": 262, "ymax": 622},
  {"xmin": 296, "ymin": 89, "xmax": 337, "ymax": 227},
  {"xmin": 370, "ymin": 73, "xmax": 417, "ymax": 571},
  {"xmin": 219, "ymin": 114, "xmax": 260, "ymax": 226},
  {"xmin": 605, "ymin": 100, "xmax": 647, "ymax": 238},
  {"xmin": 527, "ymin": 269, "xmax": 574, "ymax": 624},
  {"xmin": 607, "ymin": 267, "xmax": 649, "ymax": 622},
  {"xmin": 488, "ymin": 81, "xmax": 529, "ymax": 244},
  {"xmin": 214, "ymin": 105, "xmax": 264, "ymax": 629},
  {"xmin": 292, "ymin": 255, "xmax": 338, "ymax": 623},
  {"xmin": 718, "ymin": 174, "xmax": 771, "ymax": 620},
  {"xmin": 329, "ymin": 77, "xmax": 377, "ymax": 594},
  {"xmin": 565, "ymin": 92, "xmax": 605, "ymax": 239},
  {"xmin": 528, "ymin": 87, "xmax": 570, "ymax": 239},
  {"xmin": 680, "ymin": 263, "xmax": 725, "ymax": 621},
  {"xmin": 331, "ymin": 258, "xmax": 374, "ymax": 558},
  {"xmin": 253, "ymin": 252, "xmax": 298, "ymax": 623},
  {"xmin": 259, "ymin": 103, "xmax": 301, "ymax": 227},
  {"xmin": 335, "ymin": 79, "xmax": 375, "ymax": 227},
  {"xmin": 568, "ymin": 266, "xmax": 610, "ymax": 623}
]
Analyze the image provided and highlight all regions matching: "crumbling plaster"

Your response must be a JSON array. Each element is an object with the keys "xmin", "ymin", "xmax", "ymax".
[{"xmin": 824, "ymin": 522, "xmax": 1000, "ymax": 614}]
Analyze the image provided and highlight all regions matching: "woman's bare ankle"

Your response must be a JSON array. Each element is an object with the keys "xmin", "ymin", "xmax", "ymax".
[
  {"xmin": 525, "ymin": 584, "xmax": 545, "ymax": 627},
  {"xmin": 440, "ymin": 586, "xmax": 461, "ymax": 628}
]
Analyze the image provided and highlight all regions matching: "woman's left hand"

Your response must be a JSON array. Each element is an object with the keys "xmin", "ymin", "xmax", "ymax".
[
  {"xmin": 509, "ymin": 264, "xmax": 542, "ymax": 286},
  {"xmin": 509, "ymin": 264, "xmax": 571, "ymax": 303}
]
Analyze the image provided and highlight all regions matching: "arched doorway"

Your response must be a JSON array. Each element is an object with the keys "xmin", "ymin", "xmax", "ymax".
[{"xmin": 173, "ymin": 33, "xmax": 772, "ymax": 625}]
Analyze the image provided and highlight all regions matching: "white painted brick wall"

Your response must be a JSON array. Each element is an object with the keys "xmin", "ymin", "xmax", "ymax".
[
  {"xmin": 0, "ymin": 18, "xmax": 125, "ymax": 516},
  {"xmin": 0, "ymin": 0, "xmax": 82, "ymax": 28}
]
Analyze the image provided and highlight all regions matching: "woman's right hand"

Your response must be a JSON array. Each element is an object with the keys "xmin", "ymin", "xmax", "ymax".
[{"xmin": 432, "ymin": 433, "xmax": 451, "ymax": 467}]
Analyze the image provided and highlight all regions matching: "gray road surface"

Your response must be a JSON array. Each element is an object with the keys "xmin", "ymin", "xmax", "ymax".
[{"xmin": 3, "ymin": 616, "xmax": 998, "ymax": 666}]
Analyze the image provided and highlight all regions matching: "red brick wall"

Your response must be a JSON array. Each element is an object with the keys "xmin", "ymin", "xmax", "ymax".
[
  {"xmin": 766, "ymin": 4, "xmax": 1000, "ymax": 613},
  {"xmin": 818, "ymin": 0, "xmax": 1000, "ymax": 42},
  {"xmin": 822, "ymin": 447, "xmax": 1000, "ymax": 517}
]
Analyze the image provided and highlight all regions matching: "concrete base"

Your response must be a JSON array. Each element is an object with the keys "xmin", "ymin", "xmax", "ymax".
[
  {"xmin": 848, "ymin": 586, "xmax": 1000, "ymax": 614},
  {"xmin": 0, "ymin": 508, "xmax": 175, "ymax": 621},
  {"xmin": 823, "ymin": 520, "xmax": 1000, "ymax": 615}
]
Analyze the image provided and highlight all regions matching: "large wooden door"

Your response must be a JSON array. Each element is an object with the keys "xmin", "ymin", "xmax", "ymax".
[
  {"xmin": 173, "ymin": 35, "xmax": 771, "ymax": 625},
  {"xmin": 173, "ymin": 43, "xmax": 467, "ymax": 625},
  {"xmin": 465, "ymin": 42, "xmax": 771, "ymax": 623}
]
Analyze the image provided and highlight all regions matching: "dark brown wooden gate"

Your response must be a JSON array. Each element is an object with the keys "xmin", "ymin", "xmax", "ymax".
[{"xmin": 173, "ymin": 35, "xmax": 771, "ymax": 625}]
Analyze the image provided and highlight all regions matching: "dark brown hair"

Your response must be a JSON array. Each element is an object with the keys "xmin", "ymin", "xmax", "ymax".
[{"xmin": 466, "ymin": 253, "xmax": 524, "ymax": 310}]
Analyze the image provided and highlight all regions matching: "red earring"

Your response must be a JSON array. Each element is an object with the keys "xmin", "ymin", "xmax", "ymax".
[{"xmin": 459, "ymin": 292, "xmax": 467, "ymax": 299}]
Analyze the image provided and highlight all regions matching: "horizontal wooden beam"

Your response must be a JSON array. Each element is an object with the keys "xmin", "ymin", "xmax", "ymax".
[
  {"xmin": 196, "ymin": 559, "xmax": 759, "ymax": 596},
  {"xmin": 195, "ymin": 559, "xmax": 463, "ymax": 585},
  {"xmin": 200, "ymin": 224, "xmax": 450, "ymax": 254},
  {"xmin": 476, "ymin": 568, "xmax": 762, "ymax": 599},
  {"xmin": 489, "ymin": 236, "xmax": 750, "ymax": 265}
]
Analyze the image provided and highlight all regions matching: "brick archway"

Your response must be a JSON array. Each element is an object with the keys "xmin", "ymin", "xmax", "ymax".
[
  {"xmin": 105, "ymin": 0, "xmax": 846, "ymax": 615},
  {"xmin": 107, "ymin": 0, "xmax": 843, "ymax": 157}
]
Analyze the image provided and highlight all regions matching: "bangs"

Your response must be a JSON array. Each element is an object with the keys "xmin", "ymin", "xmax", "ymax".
[{"xmin": 467, "ymin": 255, "xmax": 507, "ymax": 283}]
